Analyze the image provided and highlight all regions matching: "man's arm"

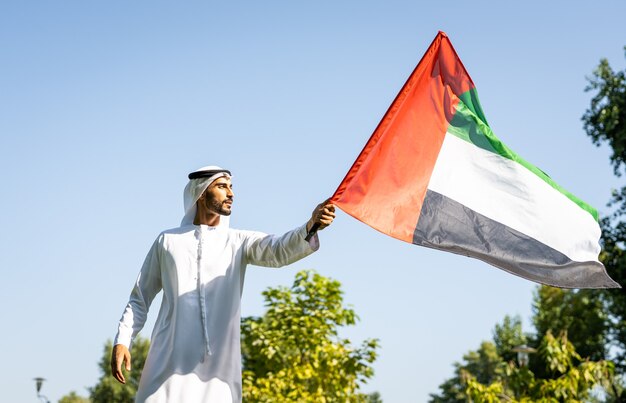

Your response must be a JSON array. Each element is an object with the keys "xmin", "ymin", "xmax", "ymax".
[
  {"xmin": 111, "ymin": 235, "xmax": 163, "ymax": 384},
  {"xmin": 245, "ymin": 200, "xmax": 335, "ymax": 267}
]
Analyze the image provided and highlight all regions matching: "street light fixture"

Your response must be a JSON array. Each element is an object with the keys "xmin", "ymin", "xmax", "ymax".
[
  {"xmin": 512, "ymin": 344, "xmax": 537, "ymax": 367},
  {"xmin": 33, "ymin": 377, "xmax": 50, "ymax": 403}
]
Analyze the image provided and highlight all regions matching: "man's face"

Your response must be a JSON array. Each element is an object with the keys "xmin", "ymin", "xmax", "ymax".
[{"xmin": 201, "ymin": 176, "xmax": 234, "ymax": 216}]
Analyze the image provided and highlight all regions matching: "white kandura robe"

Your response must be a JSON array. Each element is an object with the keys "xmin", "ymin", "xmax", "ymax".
[{"xmin": 115, "ymin": 223, "xmax": 319, "ymax": 402}]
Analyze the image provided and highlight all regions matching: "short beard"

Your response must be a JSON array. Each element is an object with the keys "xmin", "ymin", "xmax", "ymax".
[{"xmin": 205, "ymin": 197, "xmax": 232, "ymax": 216}]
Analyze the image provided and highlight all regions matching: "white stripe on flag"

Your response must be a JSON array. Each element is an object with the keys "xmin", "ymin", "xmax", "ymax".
[{"xmin": 428, "ymin": 133, "xmax": 601, "ymax": 263}]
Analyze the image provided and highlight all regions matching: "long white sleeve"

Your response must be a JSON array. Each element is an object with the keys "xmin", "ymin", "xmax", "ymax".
[
  {"xmin": 244, "ymin": 224, "xmax": 319, "ymax": 268},
  {"xmin": 114, "ymin": 236, "xmax": 163, "ymax": 347}
]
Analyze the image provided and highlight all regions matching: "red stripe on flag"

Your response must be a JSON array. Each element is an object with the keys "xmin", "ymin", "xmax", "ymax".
[{"xmin": 331, "ymin": 31, "xmax": 474, "ymax": 243}]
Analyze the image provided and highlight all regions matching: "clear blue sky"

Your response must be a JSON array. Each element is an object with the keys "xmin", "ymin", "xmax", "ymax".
[{"xmin": 1, "ymin": 1, "xmax": 624, "ymax": 402}]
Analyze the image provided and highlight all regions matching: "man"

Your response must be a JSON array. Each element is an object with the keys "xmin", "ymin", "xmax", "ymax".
[{"xmin": 111, "ymin": 166, "xmax": 335, "ymax": 402}]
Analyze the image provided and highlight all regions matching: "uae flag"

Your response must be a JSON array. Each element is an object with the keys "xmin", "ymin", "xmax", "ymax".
[{"xmin": 331, "ymin": 31, "xmax": 619, "ymax": 289}]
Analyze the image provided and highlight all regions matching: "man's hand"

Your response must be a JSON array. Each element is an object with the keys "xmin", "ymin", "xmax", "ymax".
[
  {"xmin": 111, "ymin": 344, "xmax": 131, "ymax": 384},
  {"xmin": 307, "ymin": 200, "xmax": 336, "ymax": 232}
]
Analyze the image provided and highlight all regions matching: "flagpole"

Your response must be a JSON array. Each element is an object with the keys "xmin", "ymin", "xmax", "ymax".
[{"xmin": 305, "ymin": 223, "xmax": 319, "ymax": 242}]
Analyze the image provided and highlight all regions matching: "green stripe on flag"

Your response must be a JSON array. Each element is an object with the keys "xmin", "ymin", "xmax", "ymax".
[
  {"xmin": 458, "ymin": 89, "xmax": 488, "ymax": 126},
  {"xmin": 447, "ymin": 91, "xmax": 599, "ymax": 222}
]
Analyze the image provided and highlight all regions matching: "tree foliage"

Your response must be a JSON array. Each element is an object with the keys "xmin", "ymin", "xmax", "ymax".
[
  {"xmin": 493, "ymin": 315, "xmax": 528, "ymax": 364},
  {"xmin": 58, "ymin": 391, "xmax": 91, "ymax": 403},
  {"xmin": 531, "ymin": 286, "xmax": 608, "ymax": 363},
  {"xmin": 429, "ymin": 316, "xmax": 525, "ymax": 403},
  {"xmin": 241, "ymin": 270, "xmax": 380, "ymax": 402},
  {"xmin": 429, "ymin": 341, "xmax": 504, "ymax": 403},
  {"xmin": 430, "ymin": 298, "xmax": 619, "ymax": 402},
  {"xmin": 465, "ymin": 331, "xmax": 614, "ymax": 402},
  {"xmin": 583, "ymin": 48, "xmax": 626, "ymax": 176},
  {"xmin": 583, "ymin": 47, "xmax": 626, "ymax": 370},
  {"xmin": 88, "ymin": 336, "xmax": 150, "ymax": 403},
  {"xmin": 599, "ymin": 217, "xmax": 626, "ymax": 371}
]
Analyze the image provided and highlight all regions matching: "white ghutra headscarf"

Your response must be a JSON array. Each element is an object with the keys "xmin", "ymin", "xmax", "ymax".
[{"xmin": 181, "ymin": 165, "xmax": 232, "ymax": 227}]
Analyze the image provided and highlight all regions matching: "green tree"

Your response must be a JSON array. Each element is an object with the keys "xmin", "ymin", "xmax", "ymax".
[
  {"xmin": 241, "ymin": 270, "xmax": 380, "ymax": 402},
  {"xmin": 493, "ymin": 315, "xmax": 528, "ymax": 364},
  {"xmin": 365, "ymin": 391, "xmax": 383, "ymax": 403},
  {"xmin": 583, "ymin": 47, "xmax": 626, "ymax": 370},
  {"xmin": 599, "ymin": 219, "xmax": 626, "ymax": 371},
  {"xmin": 531, "ymin": 286, "xmax": 608, "ymax": 362},
  {"xmin": 465, "ymin": 331, "xmax": 615, "ymax": 402},
  {"xmin": 430, "ymin": 304, "xmax": 615, "ymax": 402},
  {"xmin": 428, "ymin": 342, "xmax": 503, "ymax": 403},
  {"xmin": 58, "ymin": 391, "xmax": 91, "ymax": 403},
  {"xmin": 583, "ymin": 48, "xmax": 626, "ymax": 176},
  {"xmin": 429, "ymin": 316, "xmax": 523, "ymax": 403},
  {"xmin": 88, "ymin": 336, "xmax": 150, "ymax": 403}
]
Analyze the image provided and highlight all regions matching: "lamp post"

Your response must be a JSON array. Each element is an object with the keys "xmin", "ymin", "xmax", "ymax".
[
  {"xmin": 512, "ymin": 344, "xmax": 537, "ymax": 367},
  {"xmin": 33, "ymin": 377, "xmax": 50, "ymax": 403}
]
